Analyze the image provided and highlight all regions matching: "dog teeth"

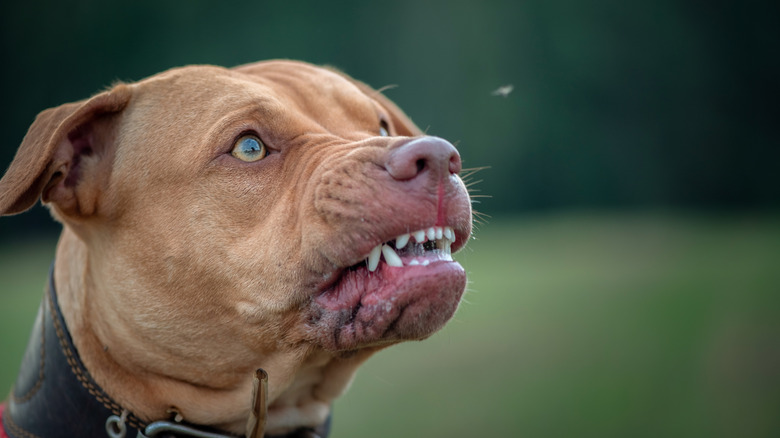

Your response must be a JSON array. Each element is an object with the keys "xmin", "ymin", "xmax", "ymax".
[
  {"xmin": 381, "ymin": 245, "xmax": 403, "ymax": 267},
  {"xmin": 365, "ymin": 226, "xmax": 456, "ymax": 271},
  {"xmin": 367, "ymin": 244, "xmax": 382, "ymax": 272},
  {"xmin": 395, "ymin": 233, "xmax": 410, "ymax": 249}
]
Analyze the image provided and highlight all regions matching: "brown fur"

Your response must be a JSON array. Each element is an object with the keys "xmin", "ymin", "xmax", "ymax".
[{"xmin": 0, "ymin": 60, "xmax": 471, "ymax": 434}]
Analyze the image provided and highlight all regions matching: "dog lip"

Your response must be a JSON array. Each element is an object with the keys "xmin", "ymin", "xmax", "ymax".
[
  {"xmin": 307, "ymin": 219, "xmax": 471, "ymax": 351},
  {"xmin": 313, "ymin": 223, "xmax": 468, "ymax": 296},
  {"xmin": 309, "ymin": 258, "xmax": 466, "ymax": 351}
]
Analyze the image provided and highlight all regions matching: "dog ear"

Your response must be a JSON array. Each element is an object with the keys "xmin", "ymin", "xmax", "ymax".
[
  {"xmin": 349, "ymin": 80, "xmax": 425, "ymax": 137},
  {"xmin": 0, "ymin": 84, "xmax": 131, "ymax": 218}
]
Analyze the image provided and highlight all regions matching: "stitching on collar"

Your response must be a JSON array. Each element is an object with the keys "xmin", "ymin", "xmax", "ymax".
[
  {"xmin": 46, "ymin": 279, "xmax": 147, "ymax": 430},
  {"xmin": 2, "ymin": 405, "xmax": 41, "ymax": 438},
  {"xmin": 9, "ymin": 309, "xmax": 45, "ymax": 404}
]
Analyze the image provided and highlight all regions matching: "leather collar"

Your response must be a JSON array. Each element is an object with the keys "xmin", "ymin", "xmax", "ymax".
[{"xmin": 2, "ymin": 264, "xmax": 331, "ymax": 438}]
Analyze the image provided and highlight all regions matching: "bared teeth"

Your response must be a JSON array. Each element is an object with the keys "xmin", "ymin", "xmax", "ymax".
[
  {"xmin": 381, "ymin": 245, "xmax": 403, "ymax": 267},
  {"xmin": 364, "ymin": 226, "xmax": 457, "ymax": 271},
  {"xmin": 367, "ymin": 244, "xmax": 382, "ymax": 272},
  {"xmin": 395, "ymin": 233, "xmax": 411, "ymax": 249}
]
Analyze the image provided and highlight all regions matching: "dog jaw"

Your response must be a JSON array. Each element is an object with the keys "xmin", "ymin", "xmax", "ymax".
[{"xmin": 311, "ymin": 256, "xmax": 467, "ymax": 351}]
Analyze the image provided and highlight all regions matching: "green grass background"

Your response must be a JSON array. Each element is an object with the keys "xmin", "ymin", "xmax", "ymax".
[{"xmin": 1, "ymin": 213, "xmax": 779, "ymax": 437}]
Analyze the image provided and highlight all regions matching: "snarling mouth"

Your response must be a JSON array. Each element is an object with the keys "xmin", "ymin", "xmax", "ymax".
[
  {"xmin": 311, "ymin": 224, "xmax": 467, "ymax": 352},
  {"xmin": 360, "ymin": 226, "xmax": 455, "ymax": 271}
]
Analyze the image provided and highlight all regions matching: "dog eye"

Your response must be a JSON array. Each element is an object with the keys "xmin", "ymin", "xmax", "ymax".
[
  {"xmin": 379, "ymin": 120, "xmax": 390, "ymax": 137},
  {"xmin": 231, "ymin": 134, "xmax": 267, "ymax": 162}
]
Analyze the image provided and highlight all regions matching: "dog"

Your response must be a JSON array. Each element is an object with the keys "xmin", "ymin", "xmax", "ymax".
[{"xmin": 0, "ymin": 60, "xmax": 471, "ymax": 437}]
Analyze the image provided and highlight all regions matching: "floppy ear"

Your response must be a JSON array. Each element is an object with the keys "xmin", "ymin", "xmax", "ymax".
[
  {"xmin": 348, "ymin": 80, "xmax": 425, "ymax": 137},
  {"xmin": 0, "ymin": 84, "xmax": 131, "ymax": 218}
]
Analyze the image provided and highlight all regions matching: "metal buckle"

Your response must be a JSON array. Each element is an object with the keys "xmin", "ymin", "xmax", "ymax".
[
  {"xmin": 108, "ymin": 368, "xmax": 268, "ymax": 438},
  {"xmin": 136, "ymin": 421, "xmax": 236, "ymax": 438},
  {"xmin": 106, "ymin": 411, "xmax": 129, "ymax": 438}
]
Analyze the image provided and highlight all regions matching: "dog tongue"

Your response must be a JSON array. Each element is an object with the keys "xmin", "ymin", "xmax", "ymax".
[{"xmin": 311, "ymin": 260, "xmax": 466, "ymax": 351}]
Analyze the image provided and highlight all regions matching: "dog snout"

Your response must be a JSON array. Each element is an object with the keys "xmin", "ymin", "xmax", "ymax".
[{"xmin": 386, "ymin": 136, "xmax": 462, "ymax": 181}]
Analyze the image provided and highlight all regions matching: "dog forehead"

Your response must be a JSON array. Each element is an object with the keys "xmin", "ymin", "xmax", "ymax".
[
  {"xmin": 232, "ymin": 61, "xmax": 382, "ymax": 129},
  {"xmin": 126, "ymin": 62, "xmax": 379, "ymax": 138},
  {"xmin": 128, "ymin": 65, "xmax": 277, "ymax": 118},
  {"xmin": 232, "ymin": 60, "xmax": 365, "ymax": 98},
  {"xmin": 109, "ymin": 62, "xmax": 382, "ymax": 191}
]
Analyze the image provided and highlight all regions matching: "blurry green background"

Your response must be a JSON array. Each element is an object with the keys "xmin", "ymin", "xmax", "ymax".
[{"xmin": 1, "ymin": 1, "xmax": 778, "ymax": 437}]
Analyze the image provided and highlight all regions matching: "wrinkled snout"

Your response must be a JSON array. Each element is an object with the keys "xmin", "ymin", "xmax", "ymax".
[{"xmin": 386, "ymin": 136, "xmax": 462, "ymax": 182}]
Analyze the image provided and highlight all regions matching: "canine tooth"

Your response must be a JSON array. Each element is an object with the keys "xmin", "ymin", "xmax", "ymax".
[
  {"xmin": 435, "ymin": 227, "xmax": 443, "ymax": 240},
  {"xmin": 395, "ymin": 233, "xmax": 410, "ymax": 249},
  {"xmin": 413, "ymin": 230, "xmax": 426, "ymax": 243},
  {"xmin": 426, "ymin": 227, "xmax": 436, "ymax": 241},
  {"xmin": 367, "ymin": 245, "xmax": 382, "ymax": 272},
  {"xmin": 444, "ymin": 227, "xmax": 454, "ymax": 242},
  {"xmin": 382, "ymin": 245, "xmax": 403, "ymax": 267}
]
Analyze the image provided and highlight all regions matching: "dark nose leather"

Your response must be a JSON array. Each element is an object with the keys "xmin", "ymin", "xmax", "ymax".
[{"xmin": 386, "ymin": 136, "xmax": 462, "ymax": 181}]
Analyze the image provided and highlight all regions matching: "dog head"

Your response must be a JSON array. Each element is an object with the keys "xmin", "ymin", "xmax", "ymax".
[{"xmin": 0, "ymin": 60, "xmax": 471, "ymax": 433}]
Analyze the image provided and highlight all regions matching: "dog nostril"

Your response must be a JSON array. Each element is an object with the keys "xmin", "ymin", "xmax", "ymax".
[
  {"xmin": 415, "ymin": 159, "xmax": 426, "ymax": 174},
  {"xmin": 386, "ymin": 136, "xmax": 461, "ymax": 181},
  {"xmin": 448, "ymin": 154, "xmax": 461, "ymax": 175}
]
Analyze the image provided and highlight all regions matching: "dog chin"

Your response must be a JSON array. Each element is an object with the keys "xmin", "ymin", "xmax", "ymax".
[{"xmin": 309, "ymin": 257, "xmax": 466, "ymax": 352}]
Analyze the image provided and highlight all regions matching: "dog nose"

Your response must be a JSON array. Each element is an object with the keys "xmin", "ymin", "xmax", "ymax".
[{"xmin": 386, "ymin": 136, "xmax": 462, "ymax": 181}]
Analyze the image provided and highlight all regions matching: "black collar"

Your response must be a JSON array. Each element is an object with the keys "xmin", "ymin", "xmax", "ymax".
[{"xmin": 3, "ymin": 265, "xmax": 331, "ymax": 438}]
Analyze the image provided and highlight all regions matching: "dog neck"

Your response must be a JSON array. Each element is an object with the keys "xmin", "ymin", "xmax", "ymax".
[
  {"xmin": 2, "ymin": 263, "xmax": 338, "ymax": 438},
  {"xmin": 41, "ymin": 228, "xmax": 379, "ymax": 436}
]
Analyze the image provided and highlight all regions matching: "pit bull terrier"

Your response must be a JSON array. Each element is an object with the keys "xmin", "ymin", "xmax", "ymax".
[{"xmin": 0, "ymin": 60, "xmax": 471, "ymax": 437}]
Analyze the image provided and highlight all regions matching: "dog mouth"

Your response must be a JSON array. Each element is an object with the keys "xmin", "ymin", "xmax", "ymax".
[
  {"xmin": 358, "ymin": 226, "xmax": 456, "ymax": 271},
  {"xmin": 309, "ymin": 225, "xmax": 467, "ymax": 352}
]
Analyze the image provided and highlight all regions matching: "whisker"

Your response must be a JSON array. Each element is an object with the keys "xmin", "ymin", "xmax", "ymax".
[
  {"xmin": 472, "ymin": 210, "xmax": 491, "ymax": 221},
  {"xmin": 375, "ymin": 84, "xmax": 399, "ymax": 94},
  {"xmin": 459, "ymin": 166, "xmax": 490, "ymax": 179}
]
